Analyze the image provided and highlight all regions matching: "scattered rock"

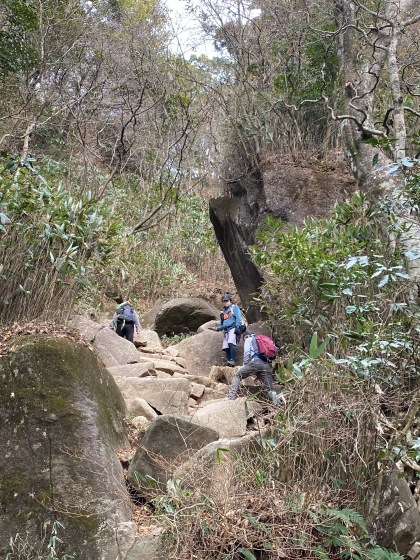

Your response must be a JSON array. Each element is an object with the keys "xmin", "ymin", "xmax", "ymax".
[
  {"xmin": 165, "ymin": 346, "xmax": 179, "ymax": 357},
  {"xmin": 190, "ymin": 382, "xmax": 206, "ymax": 400},
  {"xmin": 143, "ymin": 358, "xmax": 186, "ymax": 375},
  {"xmin": 126, "ymin": 398, "xmax": 158, "ymax": 421},
  {"xmin": 137, "ymin": 329, "xmax": 163, "ymax": 352},
  {"xmin": 115, "ymin": 524, "xmax": 163, "ymax": 560},
  {"xmin": 155, "ymin": 370, "xmax": 172, "ymax": 379},
  {"xmin": 209, "ymin": 365, "xmax": 237, "ymax": 384},
  {"xmin": 189, "ymin": 397, "xmax": 251, "ymax": 438},
  {"xmin": 199, "ymin": 385, "xmax": 228, "ymax": 404},
  {"xmin": 173, "ymin": 373, "xmax": 214, "ymax": 387},
  {"xmin": 128, "ymin": 415, "xmax": 219, "ymax": 498},
  {"xmin": 114, "ymin": 377, "xmax": 190, "ymax": 415},
  {"xmin": 173, "ymin": 433, "xmax": 263, "ymax": 500},
  {"xmin": 108, "ymin": 363, "xmax": 156, "ymax": 378}
]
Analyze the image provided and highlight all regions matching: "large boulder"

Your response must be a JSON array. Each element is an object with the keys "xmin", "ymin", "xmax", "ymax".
[
  {"xmin": 173, "ymin": 433, "xmax": 263, "ymax": 501},
  {"xmin": 173, "ymin": 330, "xmax": 244, "ymax": 377},
  {"xmin": 189, "ymin": 397, "xmax": 254, "ymax": 438},
  {"xmin": 209, "ymin": 162, "xmax": 356, "ymax": 321},
  {"xmin": 128, "ymin": 415, "xmax": 219, "ymax": 498},
  {"xmin": 93, "ymin": 327, "xmax": 141, "ymax": 367},
  {"xmin": 69, "ymin": 315, "xmax": 141, "ymax": 367},
  {"xmin": 140, "ymin": 299, "xmax": 163, "ymax": 330},
  {"xmin": 148, "ymin": 298, "xmax": 220, "ymax": 337},
  {"xmin": 372, "ymin": 469, "xmax": 420, "ymax": 555},
  {"xmin": 69, "ymin": 315, "xmax": 103, "ymax": 342},
  {"xmin": 114, "ymin": 377, "xmax": 190, "ymax": 415},
  {"xmin": 0, "ymin": 334, "xmax": 134, "ymax": 560}
]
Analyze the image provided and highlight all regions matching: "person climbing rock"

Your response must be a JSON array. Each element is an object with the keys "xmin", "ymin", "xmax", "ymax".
[
  {"xmin": 227, "ymin": 332, "xmax": 281, "ymax": 405},
  {"xmin": 210, "ymin": 293, "xmax": 243, "ymax": 366},
  {"xmin": 109, "ymin": 301, "xmax": 141, "ymax": 343}
]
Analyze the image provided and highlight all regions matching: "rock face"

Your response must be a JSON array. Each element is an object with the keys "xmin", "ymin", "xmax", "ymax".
[
  {"xmin": 209, "ymin": 162, "xmax": 356, "ymax": 321},
  {"xmin": 372, "ymin": 470, "xmax": 420, "ymax": 555},
  {"xmin": 174, "ymin": 433, "xmax": 263, "ymax": 500},
  {"xmin": 128, "ymin": 415, "xmax": 219, "ymax": 498},
  {"xmin": 0, "ymin": 335, "xmax": 132, "ymax": 560},
  {"xmin": 146, "ymin": 297, "xmax": 220, "ymax": 336},
  {"xmin": 190, "ymin": 397, "xmax": 254, "ymax": 438},
  {"xmin": 173, "ymin": 329, "xmax": 245, "ymax": 376},
  {"xmin": 114, "ymin": 377, "xmax": 190, "ymax": 415}
]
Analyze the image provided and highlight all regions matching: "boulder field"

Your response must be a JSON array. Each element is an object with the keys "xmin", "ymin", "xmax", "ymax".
[{"xmin": 1, "ymin": 299, "xmax": 418, "ymax": 559}]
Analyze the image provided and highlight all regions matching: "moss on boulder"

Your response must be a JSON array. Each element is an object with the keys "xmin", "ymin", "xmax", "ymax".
[{"xmin": 0, "ymin": 335, "xmax": 132, "ymax": 559}]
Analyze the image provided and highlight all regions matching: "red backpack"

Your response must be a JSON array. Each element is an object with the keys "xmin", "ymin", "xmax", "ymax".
[{"xmin": 255, "ymin": 334, "xmax": 278, "ymax": 360}]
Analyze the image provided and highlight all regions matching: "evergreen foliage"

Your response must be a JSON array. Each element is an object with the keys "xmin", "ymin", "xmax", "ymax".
[
  {"xmin": 251, "ymin": 186, "xmax": 419, "ymax": 390},
  {"xmin": 0, "ymin": 154, "xmax": 122, "ymax": 325}
]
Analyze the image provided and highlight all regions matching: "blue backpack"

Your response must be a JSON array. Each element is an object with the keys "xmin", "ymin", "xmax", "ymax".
[{"xmin": 116, "ymin": 304, "xmax": 135, "ymax": 323}]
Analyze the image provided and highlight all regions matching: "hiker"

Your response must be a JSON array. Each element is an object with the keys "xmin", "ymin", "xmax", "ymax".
[
  {"xmin": 227, "ymin": 332, "xmax": 279, "ymax": 404},
  {"xmin": 210, "ymin": 293, "xmax": 244, "ymax": 366},
  {"xmin": 109, "ymin": 301, "xmax": 141, "ymax": 343}
]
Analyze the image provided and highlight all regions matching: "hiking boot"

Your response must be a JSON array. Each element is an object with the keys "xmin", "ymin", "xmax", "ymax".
[{"xmin": 227, "ymin": 360, "xmax": 235, "ymax": 367}]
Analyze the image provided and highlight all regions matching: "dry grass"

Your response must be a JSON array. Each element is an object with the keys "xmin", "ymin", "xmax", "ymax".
[{"xmin": 128, "ymin": 368, "xmax": 387, "ymax": 559}]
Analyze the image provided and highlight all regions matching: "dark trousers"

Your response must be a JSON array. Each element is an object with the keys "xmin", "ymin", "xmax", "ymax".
[
  {"xmin": 228, "ymin": 358, "xmax": 273, "ymax": 400},
  {"xmin": 116, "ymin": 321, "xmax": 135, "ymax": 342}
]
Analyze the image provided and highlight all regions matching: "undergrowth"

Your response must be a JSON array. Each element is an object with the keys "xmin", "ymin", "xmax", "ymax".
[
  {"xmin": 152, "ymin": 368, "xmax": 405, "ymax": 558},
  {"xmin": 149, "ymin": 183, "xmax": 418, "ymax": 559},
  {"xmin": 5, "ymin": 521, "xmax": 74, "ymax": 560}
]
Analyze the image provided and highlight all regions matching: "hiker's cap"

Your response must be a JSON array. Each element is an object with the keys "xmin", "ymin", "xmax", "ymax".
[{"xmin": 221, "ymin": 293, "xmax": 231, "ymax": 301}]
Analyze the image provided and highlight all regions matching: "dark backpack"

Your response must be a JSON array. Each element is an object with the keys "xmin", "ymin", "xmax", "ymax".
[
  {"xmin": 255, "ymin": 334, "xmax": 278, "ymax": 360},
  {"xmin": 236, "ymin": 324, "xmax": 247, "ymax": 335},
  {"xmin": 116, "ymin": 304, "xmax": 135, "ymax": 323}
]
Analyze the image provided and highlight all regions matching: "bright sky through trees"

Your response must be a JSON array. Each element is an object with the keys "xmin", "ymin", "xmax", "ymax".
[{"xmin": 165, "ymin": 0, "xmax": 217, "ymax": 58}]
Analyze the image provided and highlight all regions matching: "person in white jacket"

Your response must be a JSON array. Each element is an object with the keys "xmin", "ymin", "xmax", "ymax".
[{"xmin": 227, "ymin": 332, "xmax": 278, "ymax": 403}]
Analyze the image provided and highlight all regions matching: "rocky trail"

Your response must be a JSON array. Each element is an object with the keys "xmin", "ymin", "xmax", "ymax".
[
  {"xmin": 66, "ymin": 298, "xmax": 284, "ymax": 556},
  {"xmin": 1, "ymin": 297, "xmax": 418, "ymax": 560}
]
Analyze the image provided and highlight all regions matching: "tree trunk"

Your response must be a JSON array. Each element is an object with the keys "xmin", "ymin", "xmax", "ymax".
[{"xmin": 337, "ymin": 0, "xmax": 420, "ymax": 296}]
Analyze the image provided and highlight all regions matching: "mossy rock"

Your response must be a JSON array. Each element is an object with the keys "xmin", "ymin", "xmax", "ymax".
[{"xmin": 0, "ymin": 335, "xmax": 132, "ymax": 559}]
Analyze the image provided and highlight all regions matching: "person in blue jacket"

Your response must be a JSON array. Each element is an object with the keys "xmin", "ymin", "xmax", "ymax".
[{"xmin": 210, "ymin": 293, "xmax": 243, "ymax": 366}]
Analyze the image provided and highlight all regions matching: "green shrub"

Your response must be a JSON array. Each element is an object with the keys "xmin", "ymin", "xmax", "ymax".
[
  {"xmin": 0, "ymin": 154, "xmax": 122, "ymax": 325},
  {"xmin": 251, "ymin": 189, "xmax": 419, "ymax": 389}
]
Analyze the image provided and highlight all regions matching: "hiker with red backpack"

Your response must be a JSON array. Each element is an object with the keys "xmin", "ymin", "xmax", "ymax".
[
  {"xmin": 109, "ymin": 301, "xmax": 141, "ymax": 343},
  {"xmin": 210, "ymin": 293, "xmax": 245, "ymax": 367},
  {"xmin": 227, "ymin": 332, "xmax": 280, "ymax": 404}
]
